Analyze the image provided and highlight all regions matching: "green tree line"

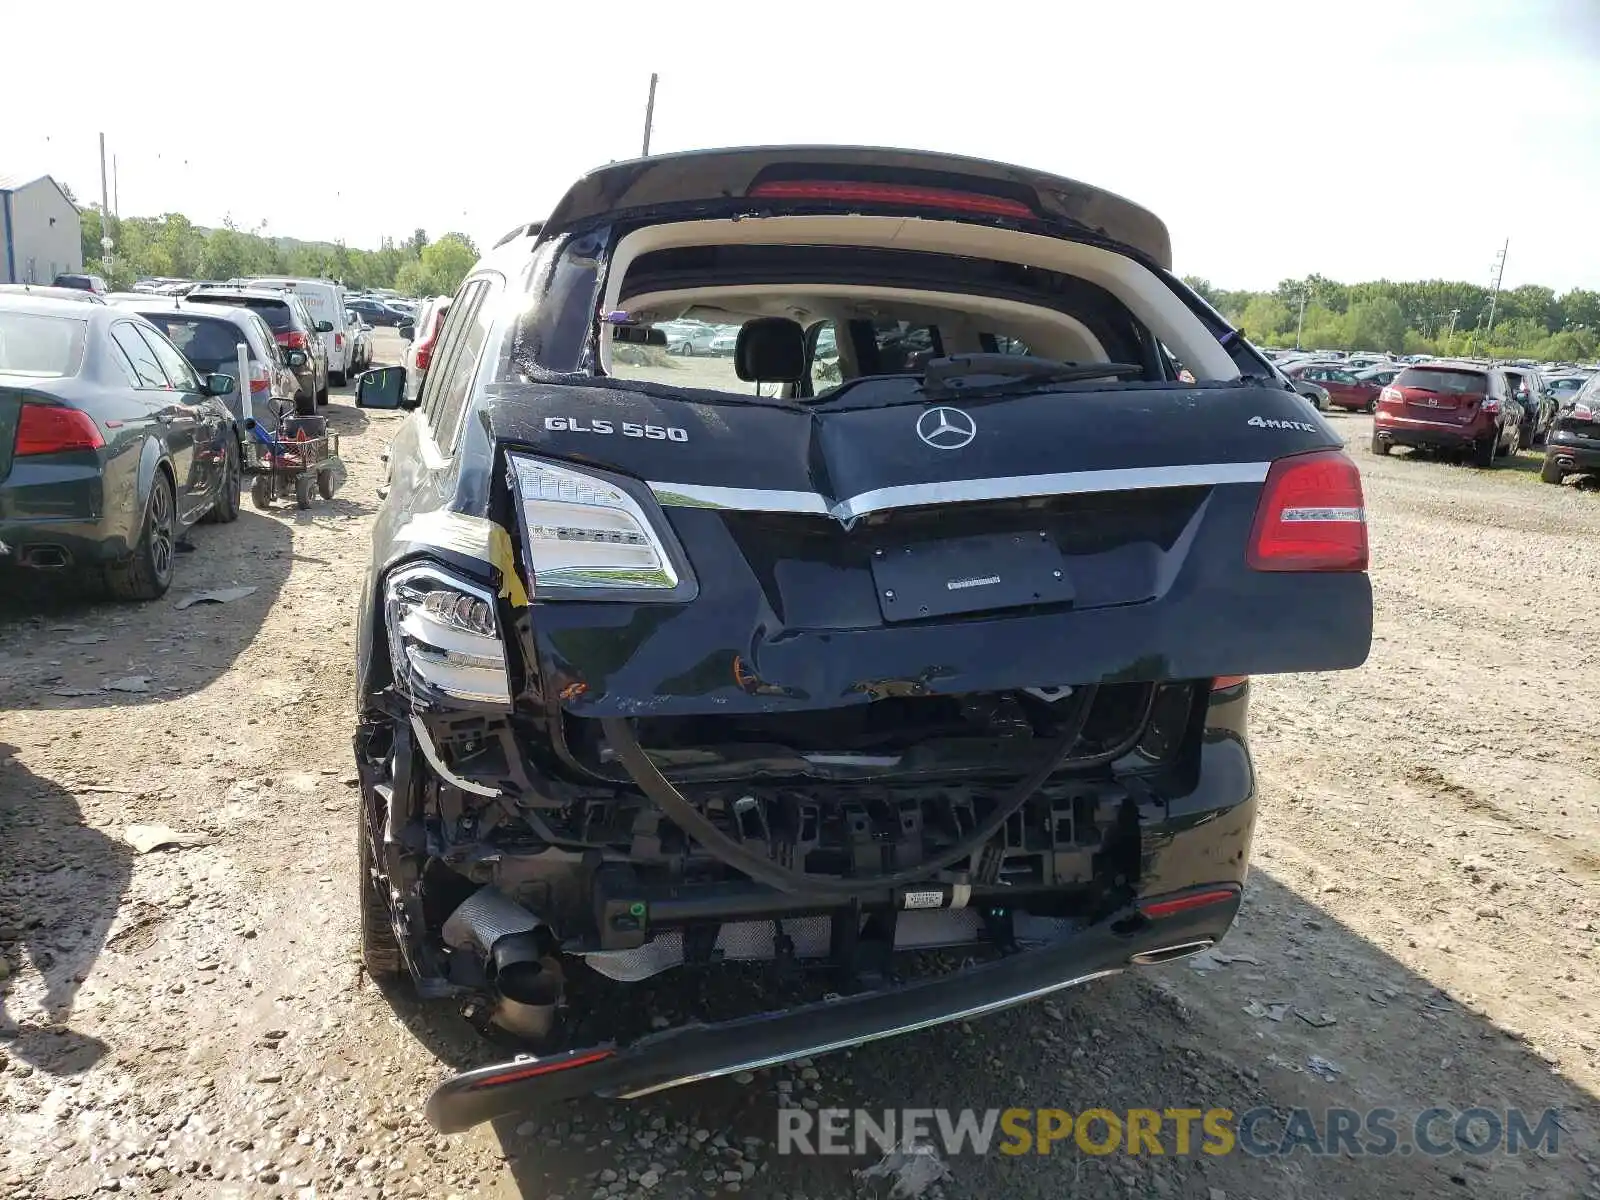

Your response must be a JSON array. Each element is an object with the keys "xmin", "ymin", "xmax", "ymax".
[
  {"xmin": 79, "ymin": 208, "xmax": 479, "ymax": 299},
  {"xmin": 1183, "ymin": 273, "xmax": 1600, "ymax": 362}
]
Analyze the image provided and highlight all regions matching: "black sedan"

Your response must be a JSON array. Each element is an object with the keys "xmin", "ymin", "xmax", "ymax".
[
  {"xmin": 0, "ymin": 294, "xmax": 244, "ymax": 600},
  {"xmin": 346, "ymin": 297, "xmax": 410, "ymax": 327}
]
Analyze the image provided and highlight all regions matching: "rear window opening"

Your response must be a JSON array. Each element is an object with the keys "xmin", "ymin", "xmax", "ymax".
[
  {"xmin": 504, "ymin": 218, "xmax": 1240, "ymax": 399},
  {"xmin": 138, "ymin": 316, "xmax": 256, "ymax": 368},
  {"xmin": 1396, "ymin": 368, "xmax": 1487, "ymax": 394},
  {"xmin": 0, "ymin": 312, "xmax": 88, "ymax": 377},
  {"xmin": 597, "ymin": 242, "xmax": 1173, "ymax": 403}
]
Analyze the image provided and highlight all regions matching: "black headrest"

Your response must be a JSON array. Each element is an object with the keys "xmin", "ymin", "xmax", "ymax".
[{"xmin": 735, "ymin": 318, "xmax": 806, "ymax": 383}]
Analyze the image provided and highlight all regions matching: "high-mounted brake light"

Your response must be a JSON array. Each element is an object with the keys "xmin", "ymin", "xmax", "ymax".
[
  {"xmin": 1247, "ymin": 449, "xmax": 1367, "ymax": 572},
  {"xmin": 14, "ymin": 403, "xmax": 104, "ymax": 456},
  {"xmin": 748, "ymin": 179, "xmax": 1035, "ymax": 219}
]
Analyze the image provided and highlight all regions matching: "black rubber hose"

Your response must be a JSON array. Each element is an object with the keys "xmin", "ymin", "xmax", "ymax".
[{"xmin": 599, "ymin": 684, "xmax": 1099, "ymax": 898}]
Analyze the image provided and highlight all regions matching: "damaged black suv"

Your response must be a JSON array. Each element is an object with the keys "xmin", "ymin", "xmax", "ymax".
[{"xmin": 351, "ymin": 146, "xmax": 1374, "ymax": 1133}]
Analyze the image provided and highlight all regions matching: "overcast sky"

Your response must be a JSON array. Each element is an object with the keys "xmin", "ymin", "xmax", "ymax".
[{"xmin": 4, "ymin": 0, "xmax": 1596, "ymax": 292}]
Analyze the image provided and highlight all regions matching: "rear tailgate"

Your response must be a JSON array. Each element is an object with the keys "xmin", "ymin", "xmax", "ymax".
[
  {"xmin": 541, "ymin": 146, "xmax": 1173, "ymax": 267},
  {"xmin": 1393, "ymin": 368, "xmax": 1488, "ymax": 424},
  {"xmin": 486, "ymin": 379, "xmax": 1372, "ymax": 718}
]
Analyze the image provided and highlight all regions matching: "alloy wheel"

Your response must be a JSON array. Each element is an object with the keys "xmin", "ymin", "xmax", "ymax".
[{"xmin": 149, "ymin": 478, "xmax": 175, "ymax": 583}]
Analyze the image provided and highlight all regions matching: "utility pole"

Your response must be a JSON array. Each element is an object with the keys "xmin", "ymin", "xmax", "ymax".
[
  {"xmin": 1484, "ymin": 238, "xmax": 1509, "ymax": 341},
  {"xmin": 1294, "ymin": 288, "xmax": 1308, "ymax": 350},
  {"xmin": 641, "ymin": 73, "xmax": 658, "ymax": 157},
  {"xmin": 98, "ymin": 132, "xmax": 114, "ymax": 281}
]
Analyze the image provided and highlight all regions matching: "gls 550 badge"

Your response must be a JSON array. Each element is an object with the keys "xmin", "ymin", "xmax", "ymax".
[{"xmin": 545, "ymin": 416, "xmax": 688, "ymax": 442}]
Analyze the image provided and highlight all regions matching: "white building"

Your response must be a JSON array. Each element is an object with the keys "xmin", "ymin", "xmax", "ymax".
[{"xmin": 0, "ymin": 173, "xmax": 83, "ymax": 285}]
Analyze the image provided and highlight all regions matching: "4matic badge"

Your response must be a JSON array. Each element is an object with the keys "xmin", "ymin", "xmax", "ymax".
[{"xmin": 1247, "ymin": 415, "xmax": 1320, "ymax": 433}]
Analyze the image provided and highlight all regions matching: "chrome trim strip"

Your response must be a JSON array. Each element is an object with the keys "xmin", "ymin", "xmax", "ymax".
[
  {"xmin": 649, "ymin": 463, "xmax": 1271, "ymax": 522},
  {"xmin": 613, "ymin": 967, "xmax": 1121, "ymax": 1099},
  {"xmin": 647, "ymin": 482, "xmax": 828, "ymax": 515},
  {"xmin": 410, "ymin": 715, "xmax": 500, "ymax": 798},
  {"xmin": 833, "ymin": 463, "xmax": 1271, "ymax": 520}
]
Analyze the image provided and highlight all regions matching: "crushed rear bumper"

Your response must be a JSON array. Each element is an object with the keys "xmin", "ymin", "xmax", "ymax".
[{"xmin": 423, "ymin": 889, "xmax": 1240, "ymax": 1133}]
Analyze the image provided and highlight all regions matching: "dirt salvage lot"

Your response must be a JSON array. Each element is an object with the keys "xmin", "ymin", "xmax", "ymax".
[{"xmin": 2, "ymin": 339, "xmax": 1598, "ymax": 1200}]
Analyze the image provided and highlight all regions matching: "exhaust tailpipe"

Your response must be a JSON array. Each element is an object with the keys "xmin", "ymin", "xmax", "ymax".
[
  {"xmin": 442, "ymin": 887, "xmax": 563, "ymax": 1039},
  {"xmin": 1129, "ymin": 938, "xmax": 1215, "ymax": 966}
]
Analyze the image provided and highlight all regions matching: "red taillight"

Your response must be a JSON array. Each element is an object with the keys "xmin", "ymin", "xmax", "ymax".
[
  {"xmin": 275, "ymin": 330, "xmax": 308, "ymax": 350},
  {"xmin": 14, "ymin": 403, "xmax": 105, "ymax": 455},
  {"xmin": 1139, "ymin": 886, "xmax": 1241, "ymax": 919},
  {"xmin": 250, "ymin": 378, "xmax": 270, "ymax": 394},
  {"xmin": 334, "ymin": 333, "xmax": 344, "ymax": 349},
  {"xmin": 1572, "ymin": 403, "xmax": 1594, "ymax": 422},
  {"xmin": 465, "ymin": 1048, "xmax": 615, "ymax": 1089},
  {"xmin": 1480, "ymin": 396, "xmax": 1499, "ymax": 413},
  {"xmin": 748, "ymin": 179, "xmax": 1035, "ymax": 219},
  {"xmin": 1247, "ymin": 449, "xmax": 1367, "ymax": 572},
  {"xmin": 415, "ymin": 344, "xmax": 434, "ymax": 371}
]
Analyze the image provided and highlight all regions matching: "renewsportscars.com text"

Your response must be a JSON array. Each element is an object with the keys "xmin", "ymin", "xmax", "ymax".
[{"xmin": 776, "ymin": 1106, "xmax": 1563, "ymax": 1158}]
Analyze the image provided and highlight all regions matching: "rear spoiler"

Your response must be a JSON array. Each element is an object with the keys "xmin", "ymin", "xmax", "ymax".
[{"xmin": 540, "ymin": 146, "xmax": 1172, "ymax": 269}]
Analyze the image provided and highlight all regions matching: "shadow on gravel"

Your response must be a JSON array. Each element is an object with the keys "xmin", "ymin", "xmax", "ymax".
[
  {"xmin": 318, "ymin": 401, "xmax": 371, "ymax": 436},
  {"xmin": 0, "ymin": 743, "xmax": 131, "ymax": 1075},
  {"xmin": 0, "ymin": 507, "xmax": 293, "ymax": 711},
  {"xmin": 371, "ymin": 868, "xmax": 1599, "ymax": 1198}
]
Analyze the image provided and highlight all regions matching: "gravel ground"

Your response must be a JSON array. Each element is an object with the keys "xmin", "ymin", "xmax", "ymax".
[{"xmin": 2, "ymin": 341, "xmax": 1597, "ymax": 1199}]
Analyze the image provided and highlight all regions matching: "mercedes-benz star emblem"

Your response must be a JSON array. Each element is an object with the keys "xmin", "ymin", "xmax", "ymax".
[{"xmin": 916, "ymin": 406, "xmax": 977, "ymax": 450}]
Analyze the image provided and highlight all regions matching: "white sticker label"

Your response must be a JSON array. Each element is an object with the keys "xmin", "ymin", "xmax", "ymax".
[
  {"xmin": 901, "ymin": 890, "xmax": 945, "ymax": 910},
  {"xmin": 545, "ymin": 416, "xmax": 688, "ymax": 442}
]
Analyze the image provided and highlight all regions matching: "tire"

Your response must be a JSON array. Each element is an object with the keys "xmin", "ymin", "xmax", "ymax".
[
  {"xmin": 316, "ymin": 380, "xmax": 329, "ymax": 406},
  {"xmin": 330, "ymin": 370, "xmax": 347, "ymax": 388},
  {"xmin": 1499, "ymin": 425, "xmax": 1518, "ymax": 458},
  {"xmin": 200, "ymin": 440, "xmax": 242, "ymax": 524},
  {"xmin": 1366, "ymin": 398, "xmax": 1377, "ymax": 413},
  {"xmin": 317, "ymin": 468, "xmax": 335, "ymax": 500},
  {"xmin": 251, "ymin": 474, "xmax": 274, "ymax": 509},
  {"xmin": 103, "ymin": 470, "xmax": 176, "ymax": 601},
  {"xmin": 1518, "ymin": 421, "xmax": 1533, "ymax": 452},
  {"xmin": 1370, "ymin": 433, "xmax": 1390, "ymax": 456},
  {"xmin": 359, "ymin": 793, "xmax": 404, "ymax": 982},
  {"xmin": 295, "ymin": 473, "xmax": 313, "ymax": 510},
  {"xmin": 1541, "ymin": 456, "xmax": 1565, "ymax": 485},
  {"xmin": 295, "ymin": 389, "xmax": 316, "ymax": 417},
  {"xmin": 678, "ymin": 342, "xmax": 694, "ymax": 357},
  {"xmin": 1473, "ymin": 433, "xmax": 1497, "ymax": 468}
]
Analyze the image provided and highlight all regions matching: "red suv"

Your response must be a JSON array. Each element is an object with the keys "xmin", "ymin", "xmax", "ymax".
[{"xmin": 1372, "ymin": 362, "xmax": 1522, "ymax": 467}]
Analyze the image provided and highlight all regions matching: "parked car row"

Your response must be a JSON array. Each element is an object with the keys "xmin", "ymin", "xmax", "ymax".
[
  {"xmin": 0, "ymin": 292, "xmax": 244, "ymax": 600},
  {"xmin": 0, "ymin": 274, "xmax": 406, "ymax": 602}
]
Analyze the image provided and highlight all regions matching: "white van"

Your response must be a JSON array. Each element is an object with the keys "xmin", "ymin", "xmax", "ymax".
[{"xmin": 242, "ymin": 277, "xmax": 354, "ymax": 385}]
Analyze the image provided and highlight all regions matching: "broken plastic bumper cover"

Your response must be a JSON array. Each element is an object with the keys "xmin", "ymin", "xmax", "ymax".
[{"xmin": 423, "ymin": 889, "xmax": 1240, "ymax": 1133}]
